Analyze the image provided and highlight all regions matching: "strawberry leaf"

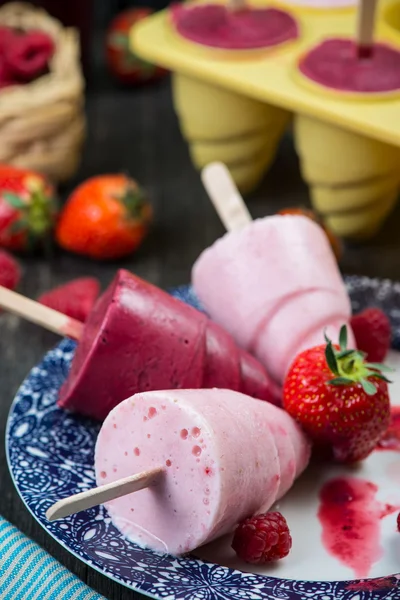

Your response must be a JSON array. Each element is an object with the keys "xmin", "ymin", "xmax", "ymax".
[
  {"xmin": 365, "ymin": 362, "xmax": 394, "ymax": 372},
  {"xmin": 325, "ymin": 340, "xmax": 339, "ymax": 375},
  {"xmin": 339, "ymin": 325, "xmax": 348, "ymax": 351},
  {"xmin": 336, "ymin": 349, "xmax": 355, "ymax": 360},
  {"xmin": 119, "ymin": 187, "xmax": 148, "ymax": 220},
  {"xmin": 360, "ymin": 378, "xmax": 377, "ymax": 395},
  {"xmin": 3, "ymin": 192, "xmax": 25, "ymax": 209},
  {"xmin": 9, "ymin": 219, "xmax": 27, "ymax": 234},
  {"xmin": 328, "ymin": 376, "xmax": 354, "ymax": 386},
  {"xmin": 108, "ymin": 32, "xmax": 129, "ymax": 49},
  {"xmin": 368, "ymin": 373, "xmax": 392, "ymax": 383}
]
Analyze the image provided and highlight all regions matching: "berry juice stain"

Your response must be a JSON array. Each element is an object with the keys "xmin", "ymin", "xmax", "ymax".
[
  {"xmin": 377, "ymin": 406, "xmax": 400, "ymax": 451},
  {"xmin": 346, "ymin": 576, "xmax": 399, "ymax": 592},
  {"xmin": 318, "ymin": 477, "xmax": 399, "ymax": 578}
]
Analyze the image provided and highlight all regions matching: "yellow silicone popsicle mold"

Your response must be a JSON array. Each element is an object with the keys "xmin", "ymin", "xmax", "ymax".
[{"xmin": 131, "ymin": 0, "xmax": 400, "ymax": 239}]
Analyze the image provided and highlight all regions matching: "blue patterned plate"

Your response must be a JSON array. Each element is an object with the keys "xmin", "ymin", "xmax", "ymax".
[{"xmin": 6, "ymin": 277, "xmax": 400, "ymax": 600}]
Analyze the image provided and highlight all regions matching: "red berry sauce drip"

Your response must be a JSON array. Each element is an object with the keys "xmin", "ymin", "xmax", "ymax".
[
  {"xmin": 346, "ymin": 576, "xmax": 399, "ymax": 592},
  {"xmin": 318, "ymin": 477, "xmax": 399, "ymax": 578},
  {"xmin": 376, "ymin": 406, "xmax": 400, "ymax": 452}
]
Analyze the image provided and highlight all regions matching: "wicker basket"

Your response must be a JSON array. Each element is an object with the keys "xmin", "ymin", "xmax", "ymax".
[{"xmin": 0, "ymin": 2, "xmax": 86, "ymax": 183}]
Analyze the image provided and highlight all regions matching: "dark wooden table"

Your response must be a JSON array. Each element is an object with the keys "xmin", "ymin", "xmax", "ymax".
[{"xmin": 2, "ymin": 61, "xmax": 400, "ymax": 600}]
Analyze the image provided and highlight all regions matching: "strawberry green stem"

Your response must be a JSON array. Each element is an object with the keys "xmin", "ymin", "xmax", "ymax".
[
  {"xmin": 4, "ymin": 178, "xmax": 56, "ymax": 248},
  {"xmin": 325, "ymin": 325, "xmax": 392, "ymax": 395},
  {"xmin": 118, "ymin": 184, "xmax": 148, "ymax": 220}
]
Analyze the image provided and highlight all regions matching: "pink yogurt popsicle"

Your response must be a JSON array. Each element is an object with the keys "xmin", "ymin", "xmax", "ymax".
[
  {"xmin": 192, "ymin": 215, "xmax": 354, "ymax": 384},
  {"xmin": 95, "ymin": 388, "xmax": 311, "ymax": 555},
  {"xmin": 58, "ymin": 270, "xmax": 281, "ymax": 421}
]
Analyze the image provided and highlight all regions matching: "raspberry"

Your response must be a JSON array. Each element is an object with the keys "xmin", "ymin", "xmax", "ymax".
[
  {"xmin": 232, "ymin": 511, "xmax": 292, "ymax": 564},
  {"xmin": 0, "ymin": 59, "xmax": 14, "ymax": 89},
  {"xmin": 350, "ymin": 307, "xmax": 391, "ymax": 363},
  {"xmin": 397, "ymin": 513, "xmax": 400, "ymax": 532},
  {"xmin": 38, "ymin": 277, "xmax": 101, "ymax": 323},
  {"xmin": 0, "ymin": 28, "xmax": 16, "ymax": 88},
  {"xmin": 0, "ymin": 26, "xmax": 14, "ymax": 52},
  {"xmin": 5, "ymin": 30, "xmax": 55, "ymax": 82},
  {"xmin": 0, "ymin": 249, "xmax": 21, "ymax": 291}
]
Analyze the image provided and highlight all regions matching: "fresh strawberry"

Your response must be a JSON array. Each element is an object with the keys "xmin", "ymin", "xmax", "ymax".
[
  {"xmin": 0, "ymin": 249, "xmax": 21, "ymax": 291},
  {"xmin": 38, "ymin": 277, "xmax": 101, "ymax": 323},
  {"xmin": 278, "ymin": 207, "xmax": 342, "ymax": 262},
  {"xmin": 283, "ymin": 326, "xmax": 391, "ymax": 463},
  {"xmin": 351, "ymin": 308, "xmax": 391, "ymax": 363},
  {"xmin": 0, "ymin": 164, "xmax": 57, "ymax": 252},
  {"xmin": 232, "ymin": 512, "xmax": 292, "ymax": 564},
  {"xmin": 106, "ymin": 8, "xmax": 168, "ymax": 86},
  {"xmin": 55, "ymin": 175, "xmax": 152, "ymax": 260},
  {"xmin": 397, "ymin": 512, "xmax": 400, "ymax": 532},
  {"xmin": 5, "ymin": 30, "xmax": 55, "ymax": 82}
]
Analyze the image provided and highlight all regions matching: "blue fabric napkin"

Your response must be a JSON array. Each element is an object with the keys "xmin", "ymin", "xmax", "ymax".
[{"xmin": 0, "ymin": 516, "xmax": 106, "ymax": 600}]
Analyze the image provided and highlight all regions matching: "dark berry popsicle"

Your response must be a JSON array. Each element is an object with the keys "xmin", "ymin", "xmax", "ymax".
[
  {"xmin": 170, "ymin": 3, "xmax": 298, "ymax": 50},
  {"xmin": 58, "ymin": 270, "xmax": 281, "ymax": 420},
  {"xmin": 298, "ymin": 38, "xmax": 400, "ymax": 94}
]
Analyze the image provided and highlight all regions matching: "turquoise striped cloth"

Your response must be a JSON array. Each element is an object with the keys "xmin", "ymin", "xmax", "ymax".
[{"xmin": 0, "ymin": 516, "xmax": 106, "ymax": 600}]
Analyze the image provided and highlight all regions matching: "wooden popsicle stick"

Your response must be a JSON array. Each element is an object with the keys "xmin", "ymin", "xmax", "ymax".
[
  {"xmin": 201, "ymin": 162, "xmax": 252, "ymax": 232},
  {"xmin": 46, "ymin": 466, "xmax": 164, "ymax": 521},
  {"xmin": 356, "ymin": 0, "xmax": 379, "ymax": 58},
  {"xmin": 227, "ymin": 0, "xmax": 247, "ymax": 11},
  {"xmin": 0, "ymin": 285, "xmax": 83, "ymax": 340}
]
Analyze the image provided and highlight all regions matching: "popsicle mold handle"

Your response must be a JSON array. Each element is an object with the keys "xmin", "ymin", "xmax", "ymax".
[
  {"xmin": 0, "ymin": 285, "xmax": 83, "ymax": 340},
  {"xmin": 356, "ymin": 0, "xmax": 379, "ymax": 55},
  {"xmin": 46, "ymin": 466, "xmax": 165, "ymax": 522},
  {"xmin": 202, "ymin": 162, "xmax": 252, "ymax": 232}
]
